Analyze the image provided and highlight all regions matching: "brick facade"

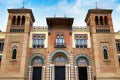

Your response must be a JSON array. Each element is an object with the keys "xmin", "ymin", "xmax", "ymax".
[{"xmin": 0, "ymin": 8, "xmax": 120, "ymax": 80}]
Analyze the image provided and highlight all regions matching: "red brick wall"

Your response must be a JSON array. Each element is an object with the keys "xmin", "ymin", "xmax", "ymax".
[{"xmin": 49, "ymin": 28, "xmax": 72, "ymax": 54}]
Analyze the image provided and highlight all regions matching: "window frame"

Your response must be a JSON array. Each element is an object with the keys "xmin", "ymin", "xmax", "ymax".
[
  {"xmin": 102, "ymin": 46, "xmax": 108, "ymax": 60},
  {"xmin": 55, "ymin": 34, "xmax": 66, "ymax": 48},
  {"xmin": 12, "ymin": 46, "xmax": 18, "ymax": 60},
  {"xmin": 32, "ymin": 34, "xmax": 45, "ymax": 48},
  {"xmin": 75, "ymin": 34, "xmax": 87, "ymax": 48},
  {"xmin": 95, "ymin": 16, "xmax": 99, "ymax": 25},
  {"xmin": 100, "ymin": 16, "xmax": 104, "ymax": 25}
]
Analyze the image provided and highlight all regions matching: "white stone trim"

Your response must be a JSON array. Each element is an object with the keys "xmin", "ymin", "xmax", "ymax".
[
  {"xmin": 50, "ymin": 64, "xmax": 54, "ymax": 80},
  {"xmin": 28, "ymin": 66, "xmax": 32, "ymax": 80},
  {"xmin": 42, "ymin": 66, "xmax": 46, "ymax": 80},
  {"xmin": 89, "ymin": 66, "xmax": 92, "ymax": 80},
  {"xmin": 66, "ymin": 65, "xmax": 69, "ymax": 80},
  {"xmin": 74, "ymin": 66, "xmax": 78, "ymax": 80}
]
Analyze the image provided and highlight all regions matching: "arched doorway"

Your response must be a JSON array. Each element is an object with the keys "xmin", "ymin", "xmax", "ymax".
[
  {"xmin": 50, "ymin": 49, "xmax": 70, "ymax": 80},
  {"xmin": 28, "ymin": 54, "xmax": 45, "ymax": 80},
  {"xmin": 75, "ymin": 54, "xmax": 91, "ymax": 80}
]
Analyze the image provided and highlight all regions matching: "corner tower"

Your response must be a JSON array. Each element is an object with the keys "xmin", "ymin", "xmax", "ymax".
[
  {"xmin": 0, "ymin": 8, "xmax": 35, "ymax": 80},
  {"xmin": 85, "ymin": 9, "xmax": 120, "ymax": 79},
  {"xmin": 7, "ymin": 8, "xmax": 35, "ymax": 33},
  {"xmin": 85, "ymin": 9, "xmax": 113, "ymax": 33}
]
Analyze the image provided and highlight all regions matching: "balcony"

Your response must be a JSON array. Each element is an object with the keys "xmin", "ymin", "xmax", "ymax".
[
  {"xmin": 33, "ymin": 44, "xmax": 44, "ymax": 48},
  {"xmin": 54, "ymin": 43, "xmax": 66, "ymax": 48},
  {"xmin": 96, "ymin": 25, "xmax": 110, "ymax": 33}
]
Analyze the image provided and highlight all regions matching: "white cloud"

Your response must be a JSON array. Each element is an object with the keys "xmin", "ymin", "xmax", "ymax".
[
  {"xmin": 26, "ymin": 0, "xmax": 120, "ymax": 31},
  {"xmin": 0, "ymin": 9, "xmax": 8, "ymax": 31},
  {"xmin": 116, "ymin": 4, "xmax": 120, "ymax": 12},
  {"xmin": 0, "ymin": 0, "xmax": 120, "ymax": 32}
]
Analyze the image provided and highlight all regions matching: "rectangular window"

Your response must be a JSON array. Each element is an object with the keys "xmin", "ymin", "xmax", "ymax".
[
  {"xmin": 0, "ymin": 40, "xmax": 4, "ymax": 52},
  {"xmin": 0, "ymin": 58, "xmax": 1, "ymax": 67},
  {"xmin": 10, "ymin": 29, "xmax": 24, "ymax": 33},
  {"xmin": 119, "ymin": 58, "xmax": 120, "ymax": 67},
  {"xmin": 32, "ymin": 34, "xmax": 45, "ymax": 48},
  {"xmin": 116, "ymin": 42, "xmax": 120, "ymax": 52},
  {"xmin": 75, "ymin": 34, "xmax": 87, "ymax": 48}
]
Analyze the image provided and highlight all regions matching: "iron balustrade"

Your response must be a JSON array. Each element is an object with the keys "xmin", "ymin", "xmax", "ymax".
[{"xmin": 54, "ymin": 43, "xmax": 66, "ymax": 48}]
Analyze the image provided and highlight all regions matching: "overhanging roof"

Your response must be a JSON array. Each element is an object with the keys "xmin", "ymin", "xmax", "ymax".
[
  {"xmin": 46, "ymin": 17, "xmax": 74, "ymax": 27},
  {"xmin": 8, "ymin": 8, "xmax": 35, "ymax": 22},
  {"xmin": 85, "ymin": 9, "xmax": 113, "ymax": 22}
]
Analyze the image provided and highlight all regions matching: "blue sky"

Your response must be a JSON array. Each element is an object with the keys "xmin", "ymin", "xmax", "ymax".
[{"xmin": 0, "ymin": 0, "xmax": 120, "ymax": 32}]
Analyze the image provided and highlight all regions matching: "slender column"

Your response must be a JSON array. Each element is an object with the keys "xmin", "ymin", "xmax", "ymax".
[
  {"xmin": 15, "ymin": 17, "xmax": 17, "ymax": 25},
  {"xmin": 69, "ymin": 64, "xmax": 70, "ymax": 80},
  {"xmin": 28, "ymin": 66, "xmax": 32, "ymax": 80},
  {"xmin": 42, "ymin": 66, "xmax": 46, "ymax": 80},
  {"xmin": 66, "ymin": 64, "xmax": 71, "ymax": 80},
  {"xmin": 50, "ymin": 64, "xmax": 51, "ymax": 80},
  {"xmin": 50, "ymin": 64, "xmax": 54, "ymax": 80},
  {"xmin": 52, "ymin": 64, "xmax": 54, "ymax": 80},
  {"xmin": 20, "ymin": 16, "xmax": 22, "ymax": 25},
  {"xmin": 66, "ymin": 65, "xmax": 68, "ymax": 80},
  {"xmin": 89, "ymin": 66, "xmax": 92, "ymax": 80},
  {"xmin": 74, "ymin": 66, "xmax": 77, "ymax": 80},
  {"xmin": 66, "ymin": 64, "xmax": 69, "ymax": 80}
]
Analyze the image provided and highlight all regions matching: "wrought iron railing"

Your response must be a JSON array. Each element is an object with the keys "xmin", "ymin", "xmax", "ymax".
[{"xmin": 54, "ymin": 43, "xmax": 66, "ymax": 48}]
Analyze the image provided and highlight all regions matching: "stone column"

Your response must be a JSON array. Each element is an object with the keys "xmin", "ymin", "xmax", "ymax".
[
  {"xmin": 42, "ymin": 66, "xmax": 46, "ymax": 80},
  {"xmin": 50, "ymin": 64, "xmax": 54, "ymax": 80},
  {"xmin": 74, "ymin": 66, "xmax": 78, "ymax": 80},
  {"xmin": 69, "ymin": 64, "xmax": 70, "ymax": 80},
  {"xmin": 66, "ymin": 64, "xmax": 70, "ymax": 80},
  {"xmin": 28, "ymin": 66, "xmax": 32, "ymax": 80},
  {"xmin": 89, "ymin": 66, "xmax": 92, "ymax": 80}
]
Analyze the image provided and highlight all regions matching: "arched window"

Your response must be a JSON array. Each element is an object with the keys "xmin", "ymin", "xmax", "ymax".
[
  {"xmin": 104, "ymin": 16, "xmax": 108, "ymax": 25},
  {"xmin": 32, "ymin": 57, "xmax": 43, "ymax": 65},
  {"xmin": 12, "ymin": 49, "xmax": 17, "ymax": 59},
  {"xmin": 21, "ymin": 16, "xmax": 25, "ymax": 25},
  {"xmin": 95, "ymin": 16, "xmax": 99, "ymax": 25},
  {"xmin": 55, "ymin": 34, "xmax": 65, "ymax": 47},
  {"xmin": 103, "ymin": 46, "xmax": 108, "ymax": 59},
  {"xmin": 12, "ymin": 16, "xmax": 16, "ymax": 25},
  {"xmin": 12, "ymin": 46, "xmax": 18, "ymax": 59},
  {"xmin": 61, "ymin": 34, "xmax": 64, "ymax": 45},
  {"xmin": 100, "ymin": 16, "xmax": 103, "ymax": 25},
  {"xmin": 77, "ymin": 57, "xmax": 88, "ymax": 65},
  {"xmin": 54, "ymin": 56, "xmax": 66, "ymax": 63},
  {"xmin": 56, "ymin": 34, "xmax": 60, "ymax": 44},
  {"xmin": 17, "ymin": 16, "xmax": 20, "ymax": 25},
  {"xmin": 103, "ymin": 49, "xmax": 108, "ymax": 59}
]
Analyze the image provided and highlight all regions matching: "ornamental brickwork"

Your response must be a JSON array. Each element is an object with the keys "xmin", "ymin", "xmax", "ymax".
[{"xmin": 0, "ymin": 8, "xmax": 120, "ymax": 80}]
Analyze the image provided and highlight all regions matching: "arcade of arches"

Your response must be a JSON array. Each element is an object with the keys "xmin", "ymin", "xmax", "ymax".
[{"xmin": 28, "ymin": 50, "xmax": 92, "ymax": 80}]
